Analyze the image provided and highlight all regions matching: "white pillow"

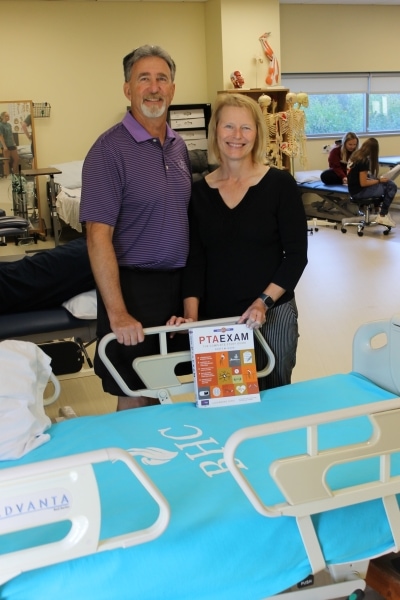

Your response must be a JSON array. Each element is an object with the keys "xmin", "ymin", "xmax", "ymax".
[
  {"xmin": 295, "ymin": 170, "xmax": 323, "ymax": 183},
  {"xmin": 62, "ymin": 289, "xmax": 97, "ymax": 319},
  {"xmin": 50, "ymin": 160, "xmax": 84, "ymax": 189}
]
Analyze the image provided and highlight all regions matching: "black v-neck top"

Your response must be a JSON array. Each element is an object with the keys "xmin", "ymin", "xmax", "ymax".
[{"xmin": 182, "ymin": 167, "xmax": 308, "ymax": 318}]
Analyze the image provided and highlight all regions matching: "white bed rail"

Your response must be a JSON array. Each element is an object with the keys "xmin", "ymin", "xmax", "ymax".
[
  {"xmin": 98, "ymin": 317, "xmax": 275, "ymax": 403},
  {"xmin": 352, "ymin": 313, "xmax": 400, "ymax": 395},
  {"xmin": 43, "ymin": 371, "xmax": 61, "ymax": 406},
  {"xmin": 0, "ymin": 447, "xmax": 170, "ymax": 585},
  {"xmin": 224, "ymin": 397, "xmax": 400, "ymax": 576}
]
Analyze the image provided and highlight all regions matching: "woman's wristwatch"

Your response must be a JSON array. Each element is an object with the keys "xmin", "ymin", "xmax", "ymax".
[{"xmin": 259, "ymin": 293, "xmax": 275, "ymax": 309}]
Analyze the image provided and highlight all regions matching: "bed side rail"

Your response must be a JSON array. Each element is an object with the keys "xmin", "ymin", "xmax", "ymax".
[
  {"xmin": 224, "ymin": 397, "xmax": 400, "ymax": 574},
  {"xmin": 98, "ymin": 317, "xmax": 275, "ymax": 403},
  {"xmin": 0, "ymin": 447, "xmax": 170, "ymax": 585},
  {"xmin": 43, "ymin": 371, "xmax": 61, "ymax": 406},
  {"xmin": 352, "ymin": 314, "xmax": 400, "ymax": 395}
]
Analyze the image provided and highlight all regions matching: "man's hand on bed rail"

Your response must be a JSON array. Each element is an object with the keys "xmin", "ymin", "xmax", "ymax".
[{"xmin": 110, "ymin": 313, "xmax": 145, "ymax": 346}]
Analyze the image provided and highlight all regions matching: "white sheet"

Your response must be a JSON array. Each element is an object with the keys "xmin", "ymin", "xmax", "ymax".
[
  {"xmin": 0, "ymin": 340, "xmax": 51, "ymax": 460},
  {"xmin": 295, "ymin": 170, "xmax": 322, "ymax": 183},
  {"xmin": 56, "ymin": 187, "xmax": 82, "ymax": 232}
]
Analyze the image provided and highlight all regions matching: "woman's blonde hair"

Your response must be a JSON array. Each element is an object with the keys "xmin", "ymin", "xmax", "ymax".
[
  {"xmin": 207, "ymin": 93, "xmax": 267, "ymax": 165},
  {"xmin": 340, "ymin": 131, "xmax": 359, "ymax": 162}
]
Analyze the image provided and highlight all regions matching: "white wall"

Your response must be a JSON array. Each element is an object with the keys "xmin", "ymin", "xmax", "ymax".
[{"xmin": 1, "ymin": 2, "xmax": 208, "ymax": 165}]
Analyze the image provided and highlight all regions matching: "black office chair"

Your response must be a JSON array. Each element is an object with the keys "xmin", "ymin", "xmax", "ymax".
[{"xmin": 341, "ymin": 195, "xmax": 391, "ymax": 237}]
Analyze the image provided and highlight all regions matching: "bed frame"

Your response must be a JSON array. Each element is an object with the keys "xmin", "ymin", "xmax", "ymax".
[
  {"xmin": 1, "ymin": 315, "xmax": 400, "ymax": 599},
  {"xmin": 297, "ymin": 180, "xmax": 355, "ymax": 228},
  {"xmin": 224, "ymin": 396, "xmax": 400, "ymax": 598},
  {"xmin": 0, "ymin": 447, "xmax": 170, "ymax": 585}
]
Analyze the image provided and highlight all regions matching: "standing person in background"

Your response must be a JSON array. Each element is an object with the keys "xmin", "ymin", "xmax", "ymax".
[
  {"xmin": 168, "ymin": 93, "xmax": 308, "ymax": 390},
  {"xmin": 21, "ymin": 113, "xmax": 34, "ymax": 158},
  {"xmin": 0, "ymin": 111, "xmax": 20, "ymax": 175},
  {"xmin": 80, "ymin": 44, "xmax": 192, "ymax": 411},
  {"xmin": 347, "ymin": 137, "xmax": 397, "ymax": 228},
  {"xmin": 320, "ymin": 131, "xmax": 359, "ymax": 185}
]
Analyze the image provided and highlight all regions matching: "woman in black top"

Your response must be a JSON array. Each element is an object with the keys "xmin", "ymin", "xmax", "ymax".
[
  {"xmin": 168, "ymin": 93, "xmax": 308, "ymax": 389},
  {"xmin": 347, "ymin": 137, "xmax": 397, "ymax": 228}
]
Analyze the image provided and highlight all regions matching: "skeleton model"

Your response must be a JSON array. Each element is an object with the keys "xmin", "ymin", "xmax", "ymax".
[
  {"xmin": 258, "ymin": 92, "xmax": 308, "ymax": 170},
  {"xmin": 259, "ymin": 32, "xmax": 280, "ymax": 86},
  {"xmin": 281, "ymin": 92, "xmax": 308, "ymax": 169},
  {"xmin": 258, "ymin": 94, "xmax": 282, "ymax": 168}
]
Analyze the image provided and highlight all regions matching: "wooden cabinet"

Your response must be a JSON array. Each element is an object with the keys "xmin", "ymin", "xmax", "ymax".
[{"xmin": 168, "ymin": 103, "xmax": 211, "ymax": 151}]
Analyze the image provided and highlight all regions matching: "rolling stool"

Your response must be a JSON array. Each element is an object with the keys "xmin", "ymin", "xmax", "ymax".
[
  {"xmin": 0, "ymin": 216, "xmax": 32, "ymax": 246},
  {"xmin": 341, "ymin": 196, "xmax": 391, "ymax": 237}
]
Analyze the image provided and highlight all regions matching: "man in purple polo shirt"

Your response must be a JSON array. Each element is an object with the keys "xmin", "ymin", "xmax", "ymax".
[{"xmin": 80, "ymin": 45, "xmax": 191, "ymax": 410}]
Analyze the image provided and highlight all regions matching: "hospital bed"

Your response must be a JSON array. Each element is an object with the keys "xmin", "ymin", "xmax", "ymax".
[
  {"xmin": 41, "ymin": 161, "xmax": 85, "ymax": 234},
  {"xmin": 2, "ymin": 314, "xmax": 400, "ymax": 599}
]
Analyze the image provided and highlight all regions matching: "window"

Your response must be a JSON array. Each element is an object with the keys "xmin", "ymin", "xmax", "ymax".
[{"xmin": 281, "ymin": 73, "xmax": 400, "ymax": 138}]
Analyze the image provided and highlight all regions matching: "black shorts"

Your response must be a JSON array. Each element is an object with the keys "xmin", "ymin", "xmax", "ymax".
[{"xmin": 94, "ymin": 267, "xmax": 190, "ymax": 396}]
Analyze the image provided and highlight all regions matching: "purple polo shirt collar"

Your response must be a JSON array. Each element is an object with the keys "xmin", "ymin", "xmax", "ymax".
[{"xmin": 122, "ymin": 110, "xmax": 177, "ymax": 143}]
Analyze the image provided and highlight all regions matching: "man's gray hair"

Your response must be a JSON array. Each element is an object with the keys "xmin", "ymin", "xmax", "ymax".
[{"xmin": 123, "ymin": 45, "xmax": 176, "ymax": 83}]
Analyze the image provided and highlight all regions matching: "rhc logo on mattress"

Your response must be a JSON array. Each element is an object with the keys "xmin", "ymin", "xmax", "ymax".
[
  {"xmin": 128, "ymin": 424, "xmax": 248, "ymax": 478},
  {"xmin": 0, "ymin": 488, "xmax": 71, "ymax": 534}
]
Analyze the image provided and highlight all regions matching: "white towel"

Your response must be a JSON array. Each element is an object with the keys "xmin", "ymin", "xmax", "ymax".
[{"xmin": 0, "ymin": 340, "xmax": 52, "ymax": 460}]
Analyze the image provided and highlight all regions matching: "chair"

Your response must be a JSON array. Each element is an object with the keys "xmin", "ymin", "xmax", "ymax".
[{"xmin": 341, "ymin": 196, "xmax": 391, "ymax": 237}]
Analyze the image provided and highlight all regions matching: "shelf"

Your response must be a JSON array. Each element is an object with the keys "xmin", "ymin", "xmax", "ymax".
[{"xmin": 168, "ymin": 103, "xmax": 211, "ymax": 151}]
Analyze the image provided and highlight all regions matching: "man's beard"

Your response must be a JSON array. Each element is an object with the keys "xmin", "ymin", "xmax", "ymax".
[{"xmin": 141, "ymin": 98, "xmax": 167, "ymax": 118}]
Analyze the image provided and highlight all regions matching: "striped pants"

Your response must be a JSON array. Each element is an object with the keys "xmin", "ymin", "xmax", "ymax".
[{"xmin": 254, "ymin": 297, "xmax": 299, "ymax": 391}]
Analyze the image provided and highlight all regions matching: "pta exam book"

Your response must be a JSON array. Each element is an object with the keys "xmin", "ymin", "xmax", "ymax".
[{"xmin": 189, "ymin": 323, "xmax": 260, "ymax": 408}]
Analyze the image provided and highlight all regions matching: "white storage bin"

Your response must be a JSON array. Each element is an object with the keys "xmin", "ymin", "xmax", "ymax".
[
  {"xmin": 185, "ymin": 138, "xmax": 208, "ymax": 150},
  {"xmin": 179, "ymin": 130, "xmax": 207, "ymax": 141},
  {"xmin": 169, "ymin": 108, "xmax": 205, "ymax": 120},
  {"xmin": 170, "ymin": 117, "xmax": 206, "ymax": 130}
]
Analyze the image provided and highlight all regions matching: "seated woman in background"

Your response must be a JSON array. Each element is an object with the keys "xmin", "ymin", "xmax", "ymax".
[
  {"xmin": 347, "ymin": 137, "xmax": 397, "ymax": 228},
  {"xmin": 320, "ymin": 131, "xmax": 359, "ymax": 185}
]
